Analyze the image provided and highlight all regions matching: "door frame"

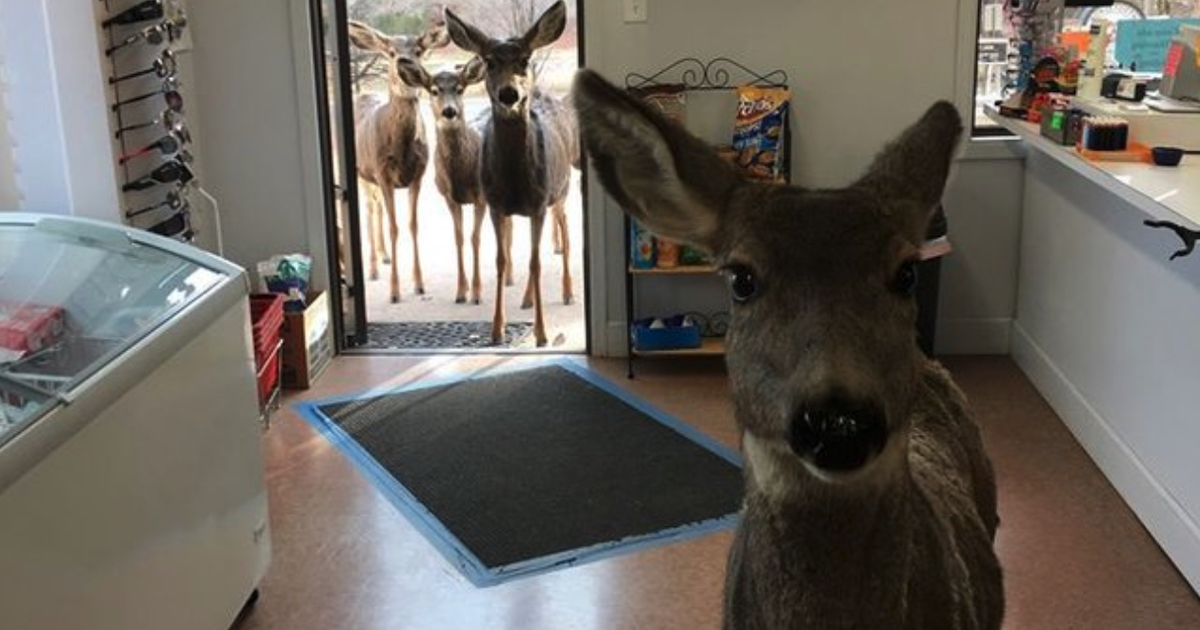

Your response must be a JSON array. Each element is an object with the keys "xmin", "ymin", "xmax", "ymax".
[{"xmin": 307, "ymin": 0, "xmax": 367, "ymax": 350}]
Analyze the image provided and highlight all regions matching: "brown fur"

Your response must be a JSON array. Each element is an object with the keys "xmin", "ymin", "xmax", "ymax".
[
  {"xmin": 348, "ymin": 20, "xmax": 449, "ymax": 303},
  {"xmin": 400, "ymin": 56, "xmax": 511, "ymax": 304},
  {"xmin": 572, "ymin": 69, "xmax": 1004, "ymax": 630},
  {"xmin": 444, "ymin": 0, "xmax": 577, "ymax": 346}
]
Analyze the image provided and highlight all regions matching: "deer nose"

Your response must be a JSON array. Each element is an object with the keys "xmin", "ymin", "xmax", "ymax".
[
  {"xmin": 442, "ymin": 106, "xmax": 458, "ymax": 120},
  {"xmin": 788, "ymin": 398, "xmax": 887, "ymax": 472},
  {"xmin": 497, "ymin": 86, "xmax": 520, "ymax": 106}
]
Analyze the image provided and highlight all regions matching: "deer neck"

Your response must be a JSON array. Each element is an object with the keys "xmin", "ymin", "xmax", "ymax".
[
  {"xmin": 740, "ymin": 431, "xmax": 919, "ymax": 604},
  {"xmin": 481, "ymin": 108, "xmax": 548, "ymax": 215}
]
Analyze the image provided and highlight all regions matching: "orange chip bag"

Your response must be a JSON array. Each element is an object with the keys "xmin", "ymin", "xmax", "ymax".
[{"xmin": 732, "ymin": 85, "xmax": 790, "ymax": 182}]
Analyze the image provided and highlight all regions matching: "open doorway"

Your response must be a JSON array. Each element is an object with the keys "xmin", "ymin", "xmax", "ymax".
[{"xmin": 327, "ymin": 0, "xmax": 586, "ymax": 354}]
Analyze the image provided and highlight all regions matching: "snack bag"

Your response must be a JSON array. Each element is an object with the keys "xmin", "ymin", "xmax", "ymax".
[
  {"xmin": 732, "ymin": 85, "xmax": 791, "ymax": 182},
  {"xmin": 631, "ymin": 83, "xmax": 687, "ymax": 123}
]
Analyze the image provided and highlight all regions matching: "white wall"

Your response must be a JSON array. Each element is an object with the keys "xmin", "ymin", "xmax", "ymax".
[
  {"xmin": 0, "ymin": 42, "xmax": 18, "ymax": 210},
  {"xmin": 0, "ymin": 0, "xmax": 120, "ymax": 219},
  {"xmin": 583, "ymin": 0, "xmax": 1024, "ymax": 355},
  {"xmin": 184, "ymin": 0, "xmax": 327, "ymax": 289}
]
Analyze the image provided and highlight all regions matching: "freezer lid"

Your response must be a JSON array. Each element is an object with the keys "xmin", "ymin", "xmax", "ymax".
[{"xmin": 0, "ymin": 213, "xmax": 243, "ymax": 449}]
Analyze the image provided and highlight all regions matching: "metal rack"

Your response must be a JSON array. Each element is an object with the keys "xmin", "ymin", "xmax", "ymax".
[{"xmin": 621, "ymin": 57, "xmax": 790, "ymax": 378}]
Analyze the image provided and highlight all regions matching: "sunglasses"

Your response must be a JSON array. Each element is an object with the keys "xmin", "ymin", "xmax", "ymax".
[
  {"xmin": 117, "ymin": 131, "xmax": 190, "ymax": 165},
  {"xmin": 125, "ymin": 188, "xmax": 186, "ymax": 219},
  {"xmin": 122, "ymin": 159, "xmax": 194, "ymax": 192},
  {"xmin": 111, "ymin": 81, "xmax": 183, "ymax": 112},
  {"xmin": 146, "ymin": 207, "xmax": 194, "ymax": 241},
  {"xmin": 110, "ymin": 49, "xmax": 177, "ymax": 85},
  {"xmin": 115, "ymin": 107, "xmax": 184, "ymax": 138},
  {"xmin": 104, "ymin": 18, "xmax": 187, "ymax": 56},
  {"xmin": 101, "ymin": 0, "xmax": 164, "ymax": 29}
]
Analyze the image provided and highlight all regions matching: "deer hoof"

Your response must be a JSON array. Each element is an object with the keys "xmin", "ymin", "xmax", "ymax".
[
  {"xmin": 563, "ymin": 296, "xmax": 574, "ymax": 306},
  {"xmin": 415, "ymin": 287, "xmax": 425, "ymax": 296},
  {"xmin": 369, "ymin": 271, "xmax": 379, "ymax": 281},
  {"xmin": 520, "ymin": 300, "xmax": 533, "ymax": 309},
  {"xmin": 390, "ymin": 295, "xmax": 400, "ymax": 304},
  {"xmin": 455, "ymin": 296, "xmax": 467, "ymax": 304}
]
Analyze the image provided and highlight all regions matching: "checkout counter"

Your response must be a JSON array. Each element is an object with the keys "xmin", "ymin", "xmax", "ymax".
[{"xmin": 984, "ymin": 89, "xmax": 1200, "ymax": 596}]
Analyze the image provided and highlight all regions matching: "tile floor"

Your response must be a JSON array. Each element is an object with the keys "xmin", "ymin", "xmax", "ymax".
[{"xmin": 233, "ymin": 354, "xmax": 1200, "ymax": 630}]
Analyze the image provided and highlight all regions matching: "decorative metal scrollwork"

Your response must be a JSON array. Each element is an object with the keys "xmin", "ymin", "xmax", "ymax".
[{"xmin": 625, "ymin": 57, "xmax": 787, "ymax": 91}]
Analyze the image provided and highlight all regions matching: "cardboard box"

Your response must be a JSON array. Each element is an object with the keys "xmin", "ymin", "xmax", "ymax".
[{"xmin": 280, "ymin": 290, "xmax": 334, "ymax": 389}]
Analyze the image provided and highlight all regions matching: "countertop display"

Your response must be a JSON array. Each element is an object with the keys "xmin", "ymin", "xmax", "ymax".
[{"xmin": 985, "ymin": 104, "xmax": 1199, "ymax": 230}]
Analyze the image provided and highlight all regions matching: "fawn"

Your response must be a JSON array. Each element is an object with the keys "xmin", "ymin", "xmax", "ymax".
[{"xmin": 572, "ymin": 69, "xmax": 1004, "ymax": 630}]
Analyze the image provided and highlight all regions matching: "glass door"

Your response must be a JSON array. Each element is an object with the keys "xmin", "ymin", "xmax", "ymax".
[{"xmin": 308, "ymin": 0, "xmax": 367, "ymax": 347}]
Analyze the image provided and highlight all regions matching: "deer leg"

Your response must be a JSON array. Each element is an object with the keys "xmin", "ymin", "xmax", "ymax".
[
  {"xmin": 528, "ymin": 212, "xmax": 548, "ymax": 347},
  {"xmin": 503, "ymin": 215, "xmax": 515, "ymax": 286},
  {"xmin": 470, "ymin": 198, "xmax": 486, "ymax": 305},
  {"xmin": 448, "ymin": 200, "xmax": 468, "ymax": 304},
  {"xmin": 383, "ymin": 186, "xmax": 401, "ymax": 303},
  {"xmin": 550, "ymin": 207, "xmax": 563, "ymax": 255},
  {"xmin": 553, "ymin": 200, "xmax": 573, "ymax": 305},
  {"xmin": 408, "ymin": 183, "xmax": 425, "ymax": 295},
  {"xmin": 490, "ymin": 209, "xmax": 510, "ymax": 345},
  {"xmin": 521, "ymin": 260, "xmax": 536, "ymax": 310},
  {"xmin": 362, "ymin": 182, "xmax": 380, "ymax": 281},
  {"xmin": 374, "ymin": 190, "xmax": 389, "ymax": 266}
]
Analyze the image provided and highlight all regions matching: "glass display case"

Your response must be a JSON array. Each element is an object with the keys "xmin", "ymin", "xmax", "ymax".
[
  {"xmin": 0, "ymin": 213, "xmax": 269, "ymax": 630},
  {"xmin": 0, "ymin": 216, "xmax": 225, "ymax": 445}
]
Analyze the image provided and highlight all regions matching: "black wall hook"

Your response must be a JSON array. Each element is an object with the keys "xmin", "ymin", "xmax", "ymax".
[{"xmin": 1144, "ymin": 219, "xmax": 1200, "ymax": 260}]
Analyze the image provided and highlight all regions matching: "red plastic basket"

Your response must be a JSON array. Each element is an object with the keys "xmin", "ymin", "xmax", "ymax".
[
  {"xmin": 256, "ymin": 340, "xmax": 282, "ymax": 406},
  {"xmin": 249, "ymin": 293, "xmax": 285, "ymax": 366}
]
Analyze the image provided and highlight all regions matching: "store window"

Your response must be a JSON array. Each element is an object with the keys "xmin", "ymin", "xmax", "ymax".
[{"xmin": 971, "ymin": 0, "xmax": 1200, "ymax": 136}]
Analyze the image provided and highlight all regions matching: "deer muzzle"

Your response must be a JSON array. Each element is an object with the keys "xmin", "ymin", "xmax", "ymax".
[
  {"xmin": 441, "ymin": 106, "xmax": 458, "ymax": 120},
  {"xmin": 497, "ymin": 86, "xmax": 520, "ymax": 107},
  {"xmin": 788, "ymin": 399, "xmax": 888, "ymax": 472}
]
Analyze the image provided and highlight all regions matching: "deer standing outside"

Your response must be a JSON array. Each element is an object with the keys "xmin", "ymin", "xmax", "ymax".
[
  {"xmin": 572, "ymin": 69, "xmax": 1004, "ymax": 629},
  {"xmin": 348, "ymin": 20, "xmax": 449, "ymax": 303},
  {"xmin": 444, "ymin": 0, "xmax": 577, "ymax": 347},
  {"xmin": 398, "ymin": 55, "xmax": 513, "ymax": 304}
]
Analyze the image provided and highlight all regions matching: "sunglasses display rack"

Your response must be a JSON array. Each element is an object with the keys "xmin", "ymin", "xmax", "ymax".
[{"xmin": 98, "ymin": 0, "xmax": 220, "ymax": 253}]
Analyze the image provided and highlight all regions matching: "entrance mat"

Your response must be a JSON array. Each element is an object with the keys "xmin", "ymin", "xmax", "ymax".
[
  {"xmin": 362, "ymin": 321, "xmax": 533, "ymax": 349},
  {"xmin": 294, "ymin": 359, "xmax": 743, "ymax": 586}
]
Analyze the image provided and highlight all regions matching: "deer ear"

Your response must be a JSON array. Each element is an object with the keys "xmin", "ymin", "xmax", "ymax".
[
  {"xmin": 572, "ymin": 69, "xmax": 739, "ymax": 252},
  {"xmin": 396, "ymin": 57, "xmax": 431, "ymax": 90},
  {"xmin": 855, "ymin": 101, "xmax": 963, "ymax": 243},
  {"xmin": 523, "ymin": 0, "xmax": 567, "ymax": 51},
  {"xmin": 417, "ymin": 24, "xmax": 451, "ymax": 56},
  {"xmin": 444, "ymin": 8, "xmax": 490, "ymax": 56},
  {"xmin": 460, "ymin": 56, "xmax": 486, "ymax": 87},
  {"xmin": 347, "ymin": 20, "xmax": 387, "ymax": 52}
]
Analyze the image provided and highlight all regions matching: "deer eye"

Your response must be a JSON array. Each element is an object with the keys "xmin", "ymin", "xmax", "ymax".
[
  {"xmin": 430, "ymin": 88, "xmax": 440, "ymax": 96},
  {"xmin": 725, "ymin": 264, "xmax": 758, "ymax": 304},
  {"xmin": 893, "ymin": 260, "xmax": 919, "ymax": 296}
]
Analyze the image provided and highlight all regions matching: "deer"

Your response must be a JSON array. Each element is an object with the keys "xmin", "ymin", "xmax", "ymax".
[
  {"xmin": 395, "ymin": 56, "xmax": 518, "ymax": 304},
  {"xmin": 444, "ymin": 0, "xmax": 577, "ymax": 347},
  {"xmin": 348, "ymin": 19, "xmax": 449, "ymax": 303},
  {"xmin": 572, "ymin": 69, "xmax": 1005, "ymax": 630}
]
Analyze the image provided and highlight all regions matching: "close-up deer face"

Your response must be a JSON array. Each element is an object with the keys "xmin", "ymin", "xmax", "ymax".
[
  {"xmin": 444, "ymin": 0, "xmax": 567, "ymax": 118},
  {"xmin": 572, "ymin": 69, "xmax": 962, "ymax": 482},
  {"xmin": 717, "ymin": 187, "xmax": 928, "ymax": 481}
]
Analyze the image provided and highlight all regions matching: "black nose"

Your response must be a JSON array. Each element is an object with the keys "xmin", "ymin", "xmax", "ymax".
[
  {"xmin": 788, "ymin": 398, "xmax": 887, "ymax": 472},
  {"xmin": 498, "ymin": 86, "xmax": 519, "ymax": 106},
  {"xmin": 442, "ymin": 107, "xmax": 458, "ymax": 119}
]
